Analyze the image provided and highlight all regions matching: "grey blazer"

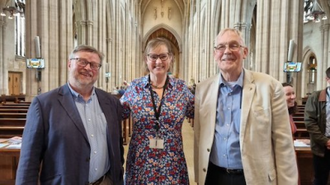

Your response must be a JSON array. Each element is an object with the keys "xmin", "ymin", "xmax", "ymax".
[{"xmin": 16, "ymin": 84, "xmax": 124, "ymax": 185}]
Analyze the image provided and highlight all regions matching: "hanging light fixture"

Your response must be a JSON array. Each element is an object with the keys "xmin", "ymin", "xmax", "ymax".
[
  {"xmin": 304, "ymin": 0, "xmax": 327, "ymax": 23},
  {"xmin": 1, "ymin": 0, "xmax": 25, "ymax": 20}
]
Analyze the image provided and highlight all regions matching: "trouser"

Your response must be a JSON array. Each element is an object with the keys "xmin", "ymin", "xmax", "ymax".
[
  {"xmin": 313, "ymin": 149, "xmax": 330, "ymax": 185},
  {"xmin": 205, "ymin": 162, "xmax": 246, "ymax": 185}
]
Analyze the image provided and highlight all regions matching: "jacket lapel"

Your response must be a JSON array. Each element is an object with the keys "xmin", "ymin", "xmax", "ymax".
[
  {"xmin": 96, "ymin": 89, "xmax": 113, "ymax": 133},
  {"xmin": 58, "ymin": 84, "xmax": 89, "ymax": 142},
  {"xmin": 201, "ymin": 74, "xmax": 220, "ymax": 133},
  {"xmin": 240, "ymin": 70, "xmax": 255, "ymax": 141}
]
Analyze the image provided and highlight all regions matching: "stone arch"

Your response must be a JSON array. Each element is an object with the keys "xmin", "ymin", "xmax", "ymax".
[
  {"xmin": 300, "ymin": 46, "xmax": 317, "ymax": 98},
  {"xmin": 143, "ymin": 24, "xmax": 181, "ymax": 52},
  {"xmin": 143, "ymin": 25, "xmax": 181, "ymax": 77}
]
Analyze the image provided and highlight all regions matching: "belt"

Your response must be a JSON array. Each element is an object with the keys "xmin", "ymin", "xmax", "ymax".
[
  {"xmin": 209, "ymin": 162, "xmax": 243, "ymax": 174},
  {"xmin": 89, "ymin": 175, "xmax": 105, "ymax": 185},
  {"xmin": 218, "ymin": 166, "xmax": 244, "ymax": 174}
]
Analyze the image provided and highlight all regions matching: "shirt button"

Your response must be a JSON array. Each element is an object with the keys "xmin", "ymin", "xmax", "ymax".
[
  {"xmin": 91, "ymin": 134, "xmax": 94, "ymax": 137},
  {"xmin": 207, "ymin": 148, "xmax": 210, "ymax": 152},
  {"xmin": 95, "ymin": 168, "xmax": 98, "ymax": 171},
  {"xmin": 203, "ymin": 168, "xmax": 206, "ymax": 172},
  {"xmin": 94, "ymin": 151, "xmax": 97, "ymax": 154}
]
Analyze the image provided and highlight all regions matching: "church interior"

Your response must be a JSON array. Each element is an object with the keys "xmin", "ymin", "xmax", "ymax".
[{"xmin": 0, "ymin": 0, "xmax": 329, "ymax": 184}]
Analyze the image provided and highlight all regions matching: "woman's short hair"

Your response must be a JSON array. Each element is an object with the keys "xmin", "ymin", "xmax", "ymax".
[{"xmin": 144, "ymin": 37, "xmax": 173, "ymax": 57}]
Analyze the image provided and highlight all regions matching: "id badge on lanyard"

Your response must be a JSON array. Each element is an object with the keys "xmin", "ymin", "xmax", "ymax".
[{"xmin": 148, "ymin": 75, "xmax": 168, "ymax": 149}]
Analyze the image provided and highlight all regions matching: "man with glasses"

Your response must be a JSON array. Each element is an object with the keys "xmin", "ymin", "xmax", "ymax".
[
  {"xmin": 194, "ymin": 28, "xmax": 298, "ymax": 185},
  {"xmin": 16, "ymin": 45, "xmax": 124, "ymax": 185}
]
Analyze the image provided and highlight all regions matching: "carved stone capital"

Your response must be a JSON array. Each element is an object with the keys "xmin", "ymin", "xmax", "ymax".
[
  {"xmin": 76, "ymin": 20, "xmax": 94, "ymax": 26},
  {"xmin": 234, "ymin": 22, "xmax": 251, "ymax": 30}
]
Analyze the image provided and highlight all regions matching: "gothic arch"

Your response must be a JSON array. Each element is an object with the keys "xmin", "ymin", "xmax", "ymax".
[
  {"xmin": 143, "ymin": 24, "xmax": 181, "ymax": 52},
  {"xmin": 301, "ymin": 46, "xmax": 317, "ymax": 98}
]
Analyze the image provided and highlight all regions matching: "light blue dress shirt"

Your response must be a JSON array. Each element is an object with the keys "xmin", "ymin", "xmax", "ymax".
[
  {"xmin": 210, "ymin": 71, "xmax": 244, "ymax": 169},
  {"xmin": 326, "ymin": 87, "xmax": 330, "ymax": 137},
  {"xmin": 68, "ymin": 84, "xmax": 109, "ymax": 182}
]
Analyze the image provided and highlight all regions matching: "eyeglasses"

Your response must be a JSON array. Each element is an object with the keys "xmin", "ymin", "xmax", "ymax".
[
  {"xmin": 147, "ymin": 53, "xmax": 169, "ymax": 62},
  {"xmin": 214, "ymin": 43, "xmax": 244, "ymax": 52},
  {"xmin": 70, "ymin": 58, "xmax": 102, "ymax": 70}
]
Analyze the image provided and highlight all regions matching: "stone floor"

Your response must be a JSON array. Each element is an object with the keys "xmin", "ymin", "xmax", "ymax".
[{"xmin": 123, "ymin": 119, "xmax": 197, "ymax": 185}]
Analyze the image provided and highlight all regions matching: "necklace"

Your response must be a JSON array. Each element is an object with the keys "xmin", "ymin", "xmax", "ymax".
[{"xmin": 151, "ymin": 84, "xmax": 164, "ymax": 89}]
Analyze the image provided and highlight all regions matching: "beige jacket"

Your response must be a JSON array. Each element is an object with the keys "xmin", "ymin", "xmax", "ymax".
[{"xmin": 194, "ymin": 69, "xmax": 298, "ymax": 185}]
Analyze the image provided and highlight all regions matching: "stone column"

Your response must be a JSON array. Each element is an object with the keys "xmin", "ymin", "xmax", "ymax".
[
  {"xmin": 234, "ymin": 22, "xmax": 252, "ymax": 70},
  {"xmin": 319, "ymin": 23, "xmax": 330, "ymax": 89},
  {"xmin": 59, "ymin": 0, "xmax": 73, "ymax": 86},
  {"xmin": 187, "ymin": 0, "xmax": 195, "ymax": 81},
  {"xmin": 194, "ymin": 0, "xmax": 201, "ymax": 81},
  {"xmin": 255, "ymin": 0, "xmax": 270, "ymax": 73},
  {"xmin": 25, "ymin": 0, "xmax": 41, "ymax": 100},
  {"xmin": 0, "ymin": 20, "xmax": 6, "ymax": 95}
]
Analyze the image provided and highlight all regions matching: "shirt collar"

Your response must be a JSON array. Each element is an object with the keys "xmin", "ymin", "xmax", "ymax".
[
  {"xmin": 67, "ymin": 82, "xmax": 96, "ymax": 99},
  {"xmin": 219, "ymin": 69, "xmax": 244, "ymax": 88}
]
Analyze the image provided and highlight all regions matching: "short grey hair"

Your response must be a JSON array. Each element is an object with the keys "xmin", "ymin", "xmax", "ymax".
[
  {"xmin": 69, "ymin": 45, "xmax": 104, "ymax": 62},
  {"xmin": 214, "ymin": 28, "xmax": 245, "ymax": 46}
]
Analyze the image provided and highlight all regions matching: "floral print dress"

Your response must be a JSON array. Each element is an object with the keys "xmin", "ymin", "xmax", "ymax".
[{"xmin": 120, "ymin": 75, "xmax": 194, "ymax": 185}]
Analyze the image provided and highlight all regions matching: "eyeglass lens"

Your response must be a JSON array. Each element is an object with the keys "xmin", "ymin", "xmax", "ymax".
[
  {"xmin": 215, "ymin": 43, "xmax": 241, "ymax": 51},
  {"xmin": 72, "ymin": 58, "xmax": 101, "ymax": 69},
  {"xmin": 148, "ymin": 53, "xmax": 169, "ymax": 61}
]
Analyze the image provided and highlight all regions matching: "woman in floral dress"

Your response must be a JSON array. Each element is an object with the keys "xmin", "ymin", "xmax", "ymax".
[{"xmin": 120, "ymin": 37, "xmax": 194, "ymax": 184}]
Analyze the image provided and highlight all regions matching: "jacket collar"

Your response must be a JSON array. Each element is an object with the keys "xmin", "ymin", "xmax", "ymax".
[{"xmin": 319, "ymin": 88, "xmax": 328, "ymax": 102}]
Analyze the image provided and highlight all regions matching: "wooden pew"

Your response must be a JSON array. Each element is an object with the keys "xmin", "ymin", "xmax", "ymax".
[
  {"xmin": 0, "ymin": 113, "xmax": 27, "ymax": 118},
  {"xmin": 1, "ymin": 103, "xmax": 30, "ymax": 106},
  {"xmin": 0, "ymin": 147, "xmax": 20, "ymax": 185},
  {"xmin": 293, "ymin": 112, "xmax": 304, "ymax": 117},
  {"xmin": 294, "ymin": 128, "xmax": 309, "ymax": 139},
  {"xmin": 295, "ymin": 146, "xmax": 330, "ymax": 185},
  {"xmin": 0, "ymin": 118, "xmax": 26, "ymax": 138},
  {"xmin": 0, "ymin": 118, "xmax": 26, "ymax": 126},
  {"xmin": 0, "ymin": 126, "xmax": 25, "ymax": 138},
  {"xmin": 294, "ymin": 120, "xmax": 306, "ymax": 129},
  {"xmin": 292, "ymin": 116, "xmax": 304, "ymax": 121},
  {"xmin": 1, "ymin": 94, "xmax": 25, "ymax": 104},
  {"xmin": 0, "ymin": 109, "xmax": 28, "ymax": 113},
  {"xmin": 0, "ymin": 106, "xmax": 29, "ymax": 109},
  {"xmin": 295, "ymin": 146, "xmax": 313, "ymax": 185},
  {"xmin": 112, "ymin": 93, "xmax": 131, "ymax": 145},
  {"xmin": 0, "ymin": 105, "xmax": 27, "ymax": 184}
]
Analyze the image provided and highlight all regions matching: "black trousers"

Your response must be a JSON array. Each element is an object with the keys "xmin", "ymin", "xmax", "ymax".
[
  {"xmin": 205, "ymin": 162, "xmax": 246, "ymax": 185},
  {"xmin": 313, "ymin": 149, "xmax": 330, "ymax": 185}
]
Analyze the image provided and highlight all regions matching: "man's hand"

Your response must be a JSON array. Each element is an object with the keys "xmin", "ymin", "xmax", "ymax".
[{"xmin": 326, "ymin": 140, "xmax": 330, "ymax": 150}]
